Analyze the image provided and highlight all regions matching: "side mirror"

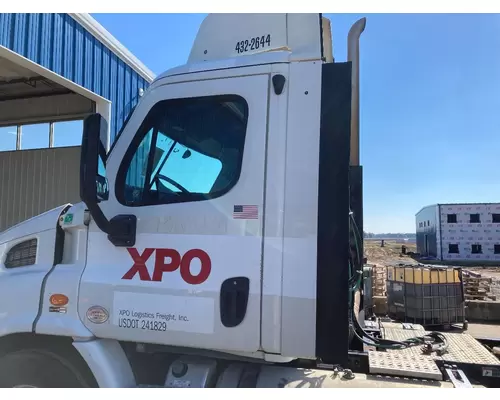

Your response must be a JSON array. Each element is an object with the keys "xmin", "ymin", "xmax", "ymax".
[{"xmin": 80, "ymin": 113, "xmax": 111, "ymax": 234}]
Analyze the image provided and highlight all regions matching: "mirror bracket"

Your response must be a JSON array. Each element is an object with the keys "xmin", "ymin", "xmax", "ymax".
[
  {"xmin": 80, "ymin": 113, "xmax": 137, "ymax": 246},
  {"xmin": 108, "ymin": 215, "xmax": 137, "ymax": 247}
]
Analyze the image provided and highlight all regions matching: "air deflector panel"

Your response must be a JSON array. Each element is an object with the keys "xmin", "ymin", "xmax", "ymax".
[{"xmin": 315, "ymin": 62, "xmax": 352, "ymax": 365}]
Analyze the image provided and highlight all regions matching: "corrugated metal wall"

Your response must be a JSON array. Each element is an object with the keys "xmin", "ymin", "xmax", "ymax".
[
  {"xmin": 0, "ymin": 13, "xmax": 150, "ymax": 141},
  {"xmin": 0, "ymin": 147, "xmax": 81, "ymax": 232},
  {"xmin": 415, "ymin": 205, "xmax": 439, "ymax": 257}
]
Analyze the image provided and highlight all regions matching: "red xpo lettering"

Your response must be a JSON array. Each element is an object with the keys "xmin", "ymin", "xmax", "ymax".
[
  {"xmin": 122, "ymin": 248, "xmax": 211, "ymax": 285},
  {"xmin": 124, "ymin": 248, "xmax": 155, "ymax": 281}
]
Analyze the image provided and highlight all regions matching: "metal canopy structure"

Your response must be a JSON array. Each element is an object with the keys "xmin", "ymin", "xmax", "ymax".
[
  {"xmin": 0, "ymin": 13, "xmax": 155, "ymax": 232},
  {"xmin": 0, "ymin": 58, "xmax": 65, "ymax": 100},
  {"xmin": 0, "ymin": 55, "xmax": 94, "ymax": 129},
  {"xmin": 0, "ymin": 13, "xmax": 155, "ymax": 142}
]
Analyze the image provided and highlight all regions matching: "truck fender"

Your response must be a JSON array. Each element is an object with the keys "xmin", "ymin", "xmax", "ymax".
[
  {"xmin": 72, "ymin": 338, "xmax": 136, "ymax": 388},
  {"xmin": 34, "ymin": 202, "xmax": 96, "ymax": 340},
  {"xmin": 0, "ymin": 204, "xmax": 73, "ymax": 339}
]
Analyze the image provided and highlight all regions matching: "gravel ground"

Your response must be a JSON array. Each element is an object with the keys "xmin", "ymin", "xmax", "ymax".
[{"xmin": 466, "ymin": 323, "xmax": 500, "ymax": 339}]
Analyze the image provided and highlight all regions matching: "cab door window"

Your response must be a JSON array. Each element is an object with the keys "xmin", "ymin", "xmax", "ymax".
[{"xmin": 117, "ymin": 95, "xmax": 248, "ymax": 206}]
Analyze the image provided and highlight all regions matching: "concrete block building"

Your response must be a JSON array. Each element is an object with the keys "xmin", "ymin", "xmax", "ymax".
[{"xmin": 416, "ymin": 203, "xmax": 500, "ymax": 262}]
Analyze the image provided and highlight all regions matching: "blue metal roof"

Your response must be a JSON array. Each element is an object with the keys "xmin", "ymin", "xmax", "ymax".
[{"xmin": 0, "ymin": 13, "xmax": 152, "ymax": 142}]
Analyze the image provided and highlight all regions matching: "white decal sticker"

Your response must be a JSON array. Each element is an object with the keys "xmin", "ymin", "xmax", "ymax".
[{"xmin": 113, "ymin": 292, "xmax": 215, "ymax": 334}]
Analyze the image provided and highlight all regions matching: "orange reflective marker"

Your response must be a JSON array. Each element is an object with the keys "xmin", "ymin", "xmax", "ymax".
[{"xmin": 50, "ymin": 294, "xmax": 69, "ymax": 306}]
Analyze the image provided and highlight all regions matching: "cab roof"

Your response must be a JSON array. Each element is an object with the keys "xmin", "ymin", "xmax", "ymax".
[{"xmin": 152, "ymin": 13, "xmax": 332, "ymax": 85}]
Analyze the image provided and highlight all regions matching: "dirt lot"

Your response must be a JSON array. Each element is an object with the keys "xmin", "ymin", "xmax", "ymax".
[
  {"xmin": 364, "ymin": 240, "xmax": 500, "ymax": 298},
  {"xmin": 364, "ymin": 240, "xmax": 417, "ymax": 265},
  {"xmin": 364, "ymin": 239, "xmax": 500, "ymax": 338}
]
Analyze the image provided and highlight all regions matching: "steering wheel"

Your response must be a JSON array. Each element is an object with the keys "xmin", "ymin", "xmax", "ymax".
[{"xmin": 155, "ymin": 174, "xmax": 189, "ymax": 194}]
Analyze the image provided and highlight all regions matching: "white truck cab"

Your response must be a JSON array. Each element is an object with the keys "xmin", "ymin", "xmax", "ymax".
[{"xmin": 0, "ymin": 13, "xmax": 369, "ymax": 388}]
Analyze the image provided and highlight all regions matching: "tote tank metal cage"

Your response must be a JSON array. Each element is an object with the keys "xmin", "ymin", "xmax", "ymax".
[{"xmin": 386, "ymin": 263, "xmax": 466, "ymax": 329}]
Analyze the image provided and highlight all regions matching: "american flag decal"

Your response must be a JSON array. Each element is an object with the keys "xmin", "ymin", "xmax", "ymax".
[{"xmin": 233, "ymin": 205, "xmax": 258, "ymax": 220}]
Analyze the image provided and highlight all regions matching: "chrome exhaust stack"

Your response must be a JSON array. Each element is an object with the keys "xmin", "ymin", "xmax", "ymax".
[{"xmin": 347, "ymin": 18, "xmax": 366, "ymax": 167}]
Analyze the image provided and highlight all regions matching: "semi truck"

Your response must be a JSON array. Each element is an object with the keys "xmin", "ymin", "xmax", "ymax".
[{"xmin": 0, "ymin": 13, "xmax": 499, "ymax": 388}]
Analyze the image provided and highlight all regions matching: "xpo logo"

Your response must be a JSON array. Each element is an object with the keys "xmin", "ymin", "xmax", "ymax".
[{"xmin": 122, "ymin": 248, "xmax": 211, "ymax": 285}]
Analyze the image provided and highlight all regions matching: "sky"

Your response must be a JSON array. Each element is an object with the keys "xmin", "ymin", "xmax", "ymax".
[{"xmin": 3, "ymin": 13, "xmax": 500, "ymax": 234}]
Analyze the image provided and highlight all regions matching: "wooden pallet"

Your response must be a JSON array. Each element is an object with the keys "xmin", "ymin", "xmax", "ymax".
[
  {"xmin": 463, "ymin": 277, "xmax": 493, "ymax": 284},
  {"xmin": 464, "ymin": 284, "xmax": 492, "ymax": 290},
  {"xmin": 465, "ymin": 294, "xmax": 497, "ymax": 301},
  {"xmin": 462, "ymin": 271, "xmax": 497, "ymax": 301},
  {"xmin": 463, "ymin": 269, "xmax": 482, "ymax": 278},
  {"xmin": 465, "ymin": 286, "xmax": 489, "ymax": 293},
  {"xmin": 373, "ymin": 286, "xmax": 386, "ymax": 293}
]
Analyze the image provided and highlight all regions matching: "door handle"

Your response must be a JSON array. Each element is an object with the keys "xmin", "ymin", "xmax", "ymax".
[{"xmin": 220, "ymin": 277, "xmax": 249, "ymax": 328}]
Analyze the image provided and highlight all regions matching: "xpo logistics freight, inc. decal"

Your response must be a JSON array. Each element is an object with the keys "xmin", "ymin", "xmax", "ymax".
[{"xmin": 122, "ymin": 248, "xmax": 211, "ymax": 285}]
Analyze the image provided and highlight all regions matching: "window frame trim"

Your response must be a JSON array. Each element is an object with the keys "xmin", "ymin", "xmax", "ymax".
[{"xmin": 114, "ymin": 94, "xmax": 249, "ymax": 207}]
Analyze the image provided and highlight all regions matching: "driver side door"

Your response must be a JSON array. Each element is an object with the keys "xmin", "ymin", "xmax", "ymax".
[{"xmin": 78, "ymin": 73, "xmax": 270, "ymax": 355}]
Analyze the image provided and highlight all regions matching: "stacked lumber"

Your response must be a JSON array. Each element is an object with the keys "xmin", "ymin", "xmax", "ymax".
[
  {"xmin": 462, "ymin": 270, "xmax": 497, "ymax": 301},
  {"xmin": 372, "ymin": 264, "xmax": 387, "ymax": 297}
]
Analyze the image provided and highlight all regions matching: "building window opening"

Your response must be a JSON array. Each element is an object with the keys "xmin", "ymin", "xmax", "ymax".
[
  {"xmin": 492, "ymin": 214, "xmax": 500, "ymax": 223},
  {"xmin": 470, "ymin": 213, "xmax": 480, "ymax": 223},
  {"xmin": 20, "ymin": 123, "xmax": 50, "ymax": 150},
  {"xmin": 448, "ymin": 244, "xmax": 459, "ymax": 254},
  {"xmin": 447, "ymin": 214, "xmax": 457, "ymax": 223},
  {"xmin": 471, "ymin": 244, "xmax": 482, "ymax": 254},
  {"xmin": 53, "ymin": 120, "xmax": 84, "ymax": 147},
  {"xmin": 0, "ymin": 126, "xmax": 17, "ymax": 151},
  {"xmin": 494, "ymin": 244, "xmax": 500, "ymax": 254}
]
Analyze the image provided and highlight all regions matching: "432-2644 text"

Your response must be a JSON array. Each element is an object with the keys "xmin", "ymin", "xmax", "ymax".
[{"xmin": 235, "ymin": 34, "xmax": 271, "ymax": 54}]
